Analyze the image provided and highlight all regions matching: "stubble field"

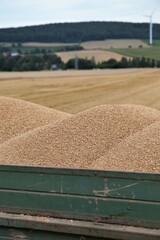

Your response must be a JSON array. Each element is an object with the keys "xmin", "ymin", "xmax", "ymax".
[
  {"xmin": 81, "ymin": 39, "xmax": 149, "ymax": 49},
  {"xmin": 0, "ymin": 68, "xmax": 160, "ymax": 113},
  {"xmin": 56, "ymin": 50, "xmax": 126, "ymax": 62}
]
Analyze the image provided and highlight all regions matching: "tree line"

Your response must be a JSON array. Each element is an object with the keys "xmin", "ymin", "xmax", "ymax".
[
  {"xmin": 0, "ymin": 53, "xmax": 159, "ymax": 71},
  {"xmin": 66, "ymin": 57, "xmax": 159, "ymax": 69},
  {"xmin": 0, "ymin": 21, "xmax": 160, "ymax": 43},
  {"xmin": 0, "ymin": 54, "xmax": 63, "ymax": 71}
]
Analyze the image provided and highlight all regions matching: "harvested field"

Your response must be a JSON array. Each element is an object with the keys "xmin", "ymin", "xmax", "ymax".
[
  {"xmin": 22, "ymin": 42, "xmax": 78, "ymax": 47},
  {"xmin": 0, "ymin": 98, "xmax": 160, "ymax": 173},
  {"xmin": 81, "ymin": 39, "xmax": 149, "ymax": 49},
  {"xmin": 56, "ymin": 50, "xmax": 126, "ymax": 63},
  {"xmin": 0, "ymin": 69, "xmax": 160, "ymax": 113},
  {"xmin": 0, "ymin": 40, "xmax": 148, "ymax": 49},
  {"xmin": 0, "ymin": 68, "xmax": 140, "ymax": 79}
]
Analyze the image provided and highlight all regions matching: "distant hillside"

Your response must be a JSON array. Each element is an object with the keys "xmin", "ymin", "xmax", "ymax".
[{"xmin": 0, "ymin": 21, "xmax": 160, "ymax": 43}]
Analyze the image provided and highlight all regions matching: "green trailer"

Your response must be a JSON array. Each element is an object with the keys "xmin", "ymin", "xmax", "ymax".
[{"xmin": 0, "ymin": 165, "xmax": 159, "ymax": 239}]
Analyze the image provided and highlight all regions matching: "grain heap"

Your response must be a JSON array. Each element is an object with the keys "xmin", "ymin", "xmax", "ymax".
[
  {"xmin": 0, "ymin": 97, "xmax": 160, "ymax": 173},
  {"xmin": 0, "ymin": 97, "xmax": 71, "ymax": 144},
  {"xmin": 91, "ymin": 122, "xmax": 160, "ymax": 172}
]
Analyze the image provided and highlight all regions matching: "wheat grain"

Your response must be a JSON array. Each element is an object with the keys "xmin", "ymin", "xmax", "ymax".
[{"xmin": 0, "ymin": 99, "xmax": 160, "ymax": 173}]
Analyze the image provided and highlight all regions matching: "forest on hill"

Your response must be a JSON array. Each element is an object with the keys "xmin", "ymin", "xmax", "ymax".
[{"xmin": 1, "ymin": 21, "xmax": 160, "ymax": 43}]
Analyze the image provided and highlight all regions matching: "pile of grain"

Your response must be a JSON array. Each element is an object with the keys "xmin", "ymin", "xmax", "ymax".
[
  {"xmin": 0, "ymin": 98, "xmax": 160, "ymax": 172},
  {"xmin": 0, "ymin": 97, "xmax": 71, "ymax": 144},
  {"xmin": 91, "ymin": 122, "xmax": 160, "ymax": 172}
]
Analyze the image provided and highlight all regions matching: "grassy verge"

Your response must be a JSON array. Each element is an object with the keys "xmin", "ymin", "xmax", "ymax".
[
  {"xmin": 109, "ymin": 47, "xmax": 160, "ymax": 60},
  {"xmin": 142, "ymin": 39, "xmax": 160, "ymax": 47}
]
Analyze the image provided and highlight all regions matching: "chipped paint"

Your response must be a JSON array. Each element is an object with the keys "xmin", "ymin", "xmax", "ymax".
[
  {"xmin": 93, "ymin": 181, "xmax": 144, "ymax": 197},
  {"xmin": 93, "ymin": 178, "xmax": 108, "ymax": 196},
  {"xmin": 95, "ymin": 198, "xmax": 99, "ymax": 213},
  {"xmin": 61, "ymin": 175, "xmax": 63, "ymax": 194},
  {"xmin": 107, "ymin": 181, "xmax": 141, "ymax": 193}
]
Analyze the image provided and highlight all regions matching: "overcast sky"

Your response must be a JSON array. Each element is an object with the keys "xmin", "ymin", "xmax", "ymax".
[{"xmin": 0, "ymin": 0, "xmax": 159, "ymax": 28}]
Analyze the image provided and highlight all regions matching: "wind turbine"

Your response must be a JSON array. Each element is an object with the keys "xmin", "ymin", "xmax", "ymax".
[{"xmin": 144, "ymin": 9, "xmax": 156, "ymax": 45}]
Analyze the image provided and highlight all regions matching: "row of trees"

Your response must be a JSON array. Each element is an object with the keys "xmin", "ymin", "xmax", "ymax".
[
  {"xmin": 1, "ymin": 21, "xmax": 160, "ymax": 43},
  {"xmin": 0, "ymin": 54, "xmax": 63, "ymax": 71},
  {"xmin": 66, "ymin": 57, "xmax": 159, "ymax": 69},
  {"xmin": 0, "ymin": 54, "xmax": 159, "ymax": 71}
]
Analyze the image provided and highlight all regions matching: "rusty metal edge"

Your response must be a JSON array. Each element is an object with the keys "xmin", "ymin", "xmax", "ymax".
[{"xmin": 0, "ymin": 212, "xmax": 159, "ymax": 240}]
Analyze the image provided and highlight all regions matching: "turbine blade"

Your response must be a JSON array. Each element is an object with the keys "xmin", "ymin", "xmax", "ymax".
[{"xmin": 151, "ymin": 8, "xmax": 156, "ymax": 16}]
